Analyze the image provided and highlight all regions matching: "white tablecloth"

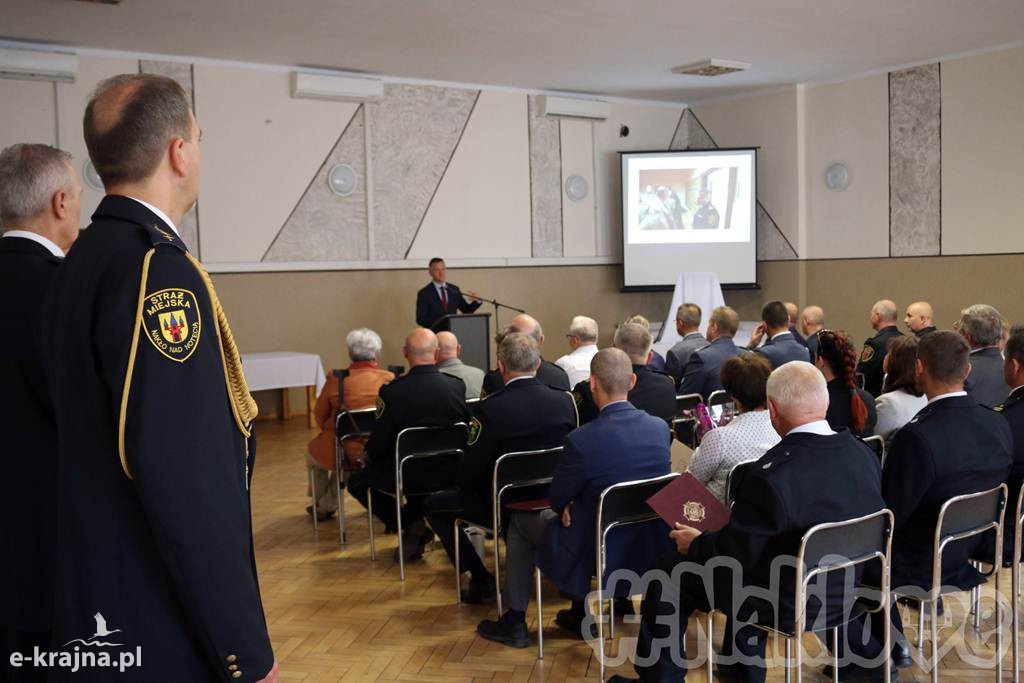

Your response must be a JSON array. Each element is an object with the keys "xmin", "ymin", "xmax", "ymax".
[{"xmin": 241, "ymin": 352, "xmax": 326, "ymax": 394}]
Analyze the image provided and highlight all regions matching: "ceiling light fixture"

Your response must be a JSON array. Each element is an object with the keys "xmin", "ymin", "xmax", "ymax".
[{"xmin": 672, "ymin": 59, "xmax": 751, "ymax": 77}]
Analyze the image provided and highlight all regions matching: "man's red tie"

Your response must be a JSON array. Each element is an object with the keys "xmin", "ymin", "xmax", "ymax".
[{"xmin": 441, "ymin": 286, "xmax": 448, "ymax": 311}]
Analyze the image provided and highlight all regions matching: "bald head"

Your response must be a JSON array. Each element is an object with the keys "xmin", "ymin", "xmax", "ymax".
[
  {"xmin": 870, "ymin": 299, "xmax": 898, "ymax": 330},
  {"xmin": 404, "ymin": 328, "xmax": 438, "ymax": 367},
  {"xmin": 510, "ymin": 313, "xmax": 544, "ymax": 345},
  {"xmin": 589, "ymin": 348, "xmax": 636, "ymax": 407},
  {"xmin": 800, "ymin": 305, "xmax": 824, "ymax": 334},
  {"xmin": 766, "ymin": 361, "xmax": 829, "ymax": 436},
  {"xmin": 905, "ymin": 301, "xmax": 934, "ymax": 333},
  {"xmin": 436, "ymin": 331, "xmax": 459, "ymax": 361},
  {"xmin": 784, "ymin": 302, "xmax": 799, "ymax": 326}
]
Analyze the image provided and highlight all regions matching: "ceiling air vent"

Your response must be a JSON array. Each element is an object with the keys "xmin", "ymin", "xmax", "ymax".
[{"xmin": 672, "ymin": 59, "xmax": 750, "ymax": 77}]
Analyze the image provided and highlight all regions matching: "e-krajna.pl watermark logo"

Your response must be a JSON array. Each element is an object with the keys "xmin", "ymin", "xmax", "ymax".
[{"xmin": 8, "ymin": 613, "xmax": 141, "ymax": 673}]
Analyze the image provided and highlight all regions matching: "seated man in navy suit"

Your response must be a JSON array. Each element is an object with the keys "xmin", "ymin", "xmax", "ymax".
[
  {"xmin": 678, "ymin": 305, "xmax": 745, "ymax": 399},
  {"xmin": 745, "ymin": 300, "xmax": 810, "ymax": 369},
  {"xmin": 415, "ymin": 257, "xmax": 481, "ymax": 330},
  {"xmin": 476, "ymin": 348, "xmax": 671, "ymax": 648}
]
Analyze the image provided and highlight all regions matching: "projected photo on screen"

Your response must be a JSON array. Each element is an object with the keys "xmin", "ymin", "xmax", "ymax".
[{"xmin": 621, "ymin": 149, "xmax": 757, "ymax": 288}]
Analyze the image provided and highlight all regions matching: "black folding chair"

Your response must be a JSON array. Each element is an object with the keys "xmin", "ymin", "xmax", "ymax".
[
  {"xmin": 1012, "ymin": 484, "xmax": 1024, "ymax": 683},
  {"xmin": 453, "ymin": 446, "xmax": 563, "ymax": 615},
  {"xmin": 707, "ymin": 390, "xmax": 736, "ymax": 426},
  {"xmin": 327, "ymin": 407, "xmax": 376, "ymax": 543},
  {"xmin": 672, "ymin": 393, "xmax": 703, "ymax": 447},
  {"xmin": 725, "ymin": 458, "xmax": 759, "ymax": 508},
  {"xmin": 367, "ymin": 424, "xmax": 467, "ymax": 581},
  {"xmin": 861, "ymin": 435, "xmax": 885, "ymax": 466}
]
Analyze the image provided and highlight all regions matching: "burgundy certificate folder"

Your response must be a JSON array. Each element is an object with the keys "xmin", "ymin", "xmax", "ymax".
[{"xmin": 646, "ymin": 472, "xmax": 730, "ymax": 532}]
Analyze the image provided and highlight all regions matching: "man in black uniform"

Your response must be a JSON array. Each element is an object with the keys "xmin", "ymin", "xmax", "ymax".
[
  {"xmin": 857, "ymin": 299, "xmax": 903, "ymax": 397},
  {"xmin": 840, "ymin": 331, "xmax": 1013, "ymax": 670},
  {"xmin": 573, "ymin": 322, "xmax": 675, "ymax": 426},
  {"xmin": 348, "ymin": 327, "xmax": 470, "ymax": 561},
  {"xmin": 615, "ymin": 361, "xmax": 885, "ymax": 682},
  {"xmin": 481, "ymin": 313, "xmax": 569, "ymax": 395},
  {"xmin": 0, "ymin": 143, "xmax": 81, "ymax": 682},
  {"xmin": 415, "ymin": 257, "xmax": 482, "ymax": 329},
  {"xmin": 41, "ymin": 75, "xmax": 277, "ymax": 681},
  {"xmin": 905, "ymin": 301, "xmax": 937, "ymax": 338},
  {"xmin": 422, "ymin": 333, "xmax": 577, "ymax": 602},
  {"xmin": 678, "ymin": 305, "xmax": 746, "ymax": 399}
]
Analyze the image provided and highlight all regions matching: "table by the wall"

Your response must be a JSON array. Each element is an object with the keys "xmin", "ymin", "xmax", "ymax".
[{"xmin": 241, "ymin": 352, "xmax": 326, "ymax": 428}]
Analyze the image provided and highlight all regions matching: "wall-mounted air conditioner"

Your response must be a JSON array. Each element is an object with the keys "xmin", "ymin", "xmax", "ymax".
[
  {"xmin": 0, "ymin": 47, "xmax": 77, "ymax": 83},
  {"xmin": 538, "ymin": 95, "xmax": 609, "ymax": 120},
  {"xmin": 290, "ymin": 72, "xmax": 383, "ymax": 102}
]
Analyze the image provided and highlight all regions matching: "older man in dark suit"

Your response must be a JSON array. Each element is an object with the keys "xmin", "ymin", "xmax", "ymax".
[
  {"xmin": 0, "ymin": 143, "xmax": 81, "ymax": 682},
  {"xmin": 746, "ymin": 300, "xmax": 810, "ymax": 369},
  {"xmin": 959, "ymin": 304, "xmax": 1010, "ymax": 407},
  {"xmin": 678, "ymin": 305, "xmax": 745, "ymax": 399},
  {"xmin": 476, "ymin": 348, "xmax": 671, "ymax": 648}
]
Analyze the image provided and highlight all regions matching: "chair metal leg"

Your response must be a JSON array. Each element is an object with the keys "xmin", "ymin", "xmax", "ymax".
[
  {"xmin": 337, "ymin": 466, "xmax": 346, "ymax": 545},
  {"xmin": 918, "ymin": 600, "xmax": 926, "ymax": 653},
  {"xmin": 609, "ymin": 598, "xmax": 616, "ymax": 640},
  {"xmin": 396, "ymin": 492, "xmax": 405, "ymax": 582},
  {"xmin": 930, "ymin": 597, "xmax": 939, "ymax": 683},
  {"xmin": 831, "ymin": 627, "xmax": 839, "ymax": 683},
  {"xmin": 535, "ymin": 568, "xmax": 544, "ymax": 660},
  {"xmin": 784, "ymin": 638, "xmax": 792, "ymax": 683},
  {"xmin": 454, "ymin": 519, "xmax": 462, "ymax": 605},
  {"xmin": 705, "ymin": 612, "xmax": 714, "ymax": 683},
  {"xmin": 597, "ymin": 583, "xmax": 606, "ymax": 681},
  {"xmin": 996, "ymin": 555, "xmax": 1004, "ymax": 682},
  {"xmin": 368, "ymin": 488, "xmax": 376, "ymax": 561},
  {"xmin": 494, "ymin": 529, "xmax": 503, "ymax": 616},
  {"xmin": 309, "ymin": 468, "xmax": 318, "ymax": 533},
  {"xmin": 795, "ymin": 632, "xmax": 804, "ymax": 683},
  {"xmin": 1014, "ymin": 560, "xmax": 1021, "ymax": 683}
]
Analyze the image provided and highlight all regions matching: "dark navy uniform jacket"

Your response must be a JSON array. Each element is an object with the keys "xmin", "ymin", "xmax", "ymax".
[
  {"xmin": 0, "ymin": 237, "xmax": 61, "ymax": 635},
  {"xmin": 573, "ymin": 364, "xmax": 676, "ymax": 426},
  {"xmin": 857, "ymin": 325, "xmax": 902, "ymax": 397},
  {"xmin": 415, "ymin": 281, "xmax": 481, "ymax": 330},
  {"xmin": 825, "ymin": 379, "xmax": 878, "ymax": 438},
  {"xmin": 752, "ymin": 331, "xmax": 810, "ymax": 369},
  {"xmin": 454, "ymin": 376, "xmax": 577, "ymax": 518},
  {"xmin": 41, "ymin": 196, "xmax": 273, "ymax": 681},
  {"xmin": 678, "ymin": 336, "xmax": 744, "ymax": 399},
  {"xmin": 536, "ymin": 402, "xmax": 671, "ymax": 598},
  {"xmin": 965, "ymin": 347, "xmax": 1009, "ymax": 408},
  {"xmin": 976, "ymin": 386, "xmax": 1024, "ymax": 561},
  {"xmin": 481, "ymin": 358, "xmax": 569, "ymax": 396},
  {"xmin": 883, "ymin": 394, "xmax": 1012, "ymax": 590}
]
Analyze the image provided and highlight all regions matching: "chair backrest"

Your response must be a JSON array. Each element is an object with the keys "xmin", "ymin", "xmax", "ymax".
[
  {"xmin": 395, "ymin": 424, "xmax": 468, "ymax": 463},
  {"xmin": 725, "ymin": 459, "xmax": 760, "ymax": 507},
  {"xmin": 335, "ymin": 407, "xmax": 376, "ymax": 440},
  {"xmin": 493, "ymin": 447, "xmax": 563, "ymax": 498},
  {"xmin": 675, "ymin": 393, "xmax": 702, "ymax": 418},
  {"xmin": 935, "ymin": 484, "xmax": 1007, "ymax": 555},
  {"xmin": 707, "ymin": 390, "xmax": 732, "ymax": 407},
  {"xmin": 860, "ymin": 435, "xmax": 884, "ymax": 463},
  {"xmin": 596, "ymin": 472, "xmax": 679, "ymax": 558},
  {"xmin": 466, "ymin": 397, "xmax": 481, "ymax": 406}
]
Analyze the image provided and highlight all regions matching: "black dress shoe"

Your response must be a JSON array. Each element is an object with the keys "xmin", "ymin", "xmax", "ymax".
[
  {"xmin": 460, "ymin": 577, "xmax": 496, "ymax": 604},
  {"xmin": 613, "ymin": 597, "xmax": 636, "ymax": 616},
  {"xmin": 892, "ymin": 640, "xmax": 913, "ymax": 668},
  {"xmin": 393, "ymin": 520, "xmax": 435, "ymax": 562},
  {"xmin": 555, "ymin": 608, "xmax": 597, "ymax": 639},
  {"xmin": 477, "ymin": 615, "xmax": 529, "ymax": 648},
  {"xmin": 821, "ymin": 662, "xmax": 898, "ymax": 681}
]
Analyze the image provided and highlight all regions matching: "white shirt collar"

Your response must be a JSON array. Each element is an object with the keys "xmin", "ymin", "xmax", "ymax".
[
  {"xmin": 125, "ymin": 196, "xmax": 180, "ymax": 238},
  {"xmin": 927, "ymin": 390, "xmax": 967, "ymax": 405},
  {"xmin": 570, "ymin": 343, "xmax": 598, "ymax": 355},
  {"xmin": 504, "ymin": 374, "xmax": 534, "ymax": 385},
  {"xmin": 970, "ymin": 346, "xmax": 999, "ymax": 355},
  {"xmin": 2, "ymin": 230, "xmax": 65, "ymax": 258},
  {"xmin": 786, "ymin": 419, "xmax": 835, "ymax": 437}
]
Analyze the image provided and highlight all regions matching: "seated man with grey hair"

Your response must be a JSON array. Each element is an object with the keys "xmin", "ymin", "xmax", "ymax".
[
  {"xmin": 423, "ymin": 332, "xmax": 577, "ymax": 603},
  {"xmin": 555, "ymin": 315, "xmax": 600, "ymax": 386},
  {"xmin": 618, "ymin": 361, "xmax": 885, "ymax": 682},
  {"xmin": 306, "ymin": 328, "xmax": 394, "ymax": 521},
  {"xmin": 573, "ymin": 322, "xmax": 675, "ymax": 426},
  {"xmin": 477, "ymin": 348, "xmax": 670, "ymax": 647},
  {"xmin": 959, "ymin": 303, "xmax": 1010, "ymax": 407},
  {"xmin": 436, "ymin": 330, "xmax": 485, "ymax": 399},
  {"xmin": 664, "ymin": 303, "xmax": 706, "ymax": 385}
]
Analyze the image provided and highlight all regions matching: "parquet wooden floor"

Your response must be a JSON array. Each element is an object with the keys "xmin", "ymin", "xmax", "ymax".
[{"xmin": 253, "ymin": 418, "xmax": 1016, "ymax": 681}]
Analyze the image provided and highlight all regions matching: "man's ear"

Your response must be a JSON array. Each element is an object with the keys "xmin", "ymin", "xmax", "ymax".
[
  {"xmin": 51, "ymin": 189, "xmax": 68, "ymax": 219},
  {"xmin": 498, "ymin": 359, "xmax": 507, "ymax": 375},
  {"xmin": 168, "ymin": 137, "xmax": 188, "ymax": 177},
  {"xmin": 628, "ymin": 373, "xmax": 637, "ymax": 392}
]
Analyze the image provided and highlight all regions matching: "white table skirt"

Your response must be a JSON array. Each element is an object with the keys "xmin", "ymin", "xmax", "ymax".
[{"xmin": 241, "ymin": 352, "xmax": 326, "ymax": 394}]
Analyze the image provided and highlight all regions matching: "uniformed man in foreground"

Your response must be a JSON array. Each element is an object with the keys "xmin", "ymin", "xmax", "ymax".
[
  {"xmin": 41, "ymin": 74, "xmax": 277, "ymax": 681},
  {"xmin": 423, "ymin": 332, "xmax": 577, "ymax": 602},
  {"xmin": 573, "ymin": 322, "xmax": 675, "ymax": 426},
  {"xmin": 347, "ymin": 328, "xmax": 469, "ymax": 561},
  {"xmin": 857, "ymin": 299, "xmax": 903, "ymax": 397}
]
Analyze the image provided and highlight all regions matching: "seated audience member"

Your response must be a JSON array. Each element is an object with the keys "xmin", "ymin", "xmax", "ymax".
[
  {"xmin": 306, "ymin": 328, "xmax": 395, "ymax": 521},
  {"xmin": 873, "ymin": 335, "xmax": 927, "ymax": 448},
  {"xmin": 800, "ymin": 305, "xmax": 825, "ymax": 363},
  {"xmin": 423, "ymin": 333, "xmax": 577, "ymax": 602},
  {"xmin": 436, "ymin": 330, "xmax": 485, "ymax": 399},
  {"xmin": 573, "ymin": 322, "xmax": 675, "ymax": 426},
  {"xmin": 840, "ymin": 331, "xmax": 1012, "ymax": 669},
  {"xmin": 555, "ymin": 315, "xmax": 600, "ymax": 386},
  {"xmin": 679, "ymin": 305, "xmax": 745, "ymax": 399},
  {"xmin": 481, "ymin": 314, "xmax": 569, "ymax": 395},
  {"xmin": 347, "ymin": 328, "xmax": 470, "ymax": 560},
  {"xmin": 686, "ymin": 353, "xmax": 779, "ymax": 504},
  {"xmin": 784, "ymin": 301, "xmax": 807, "ymax": 345},
  {"xmin": 816, "ymin": 329, "xmax": 877, "ymax": 437},
  {"xmin": 857, "ymin": 299, "xmax": 903, "ymax": 398},
  {"xmin": 746, "ymin": 300, "xmax": 810, "ymax": 368},
  {"xmin": 664, "ymin": 304, "xmax": 706, "ymax": 384},
  {"xmin": 476, "ymin": 349, "xmax": 671, "ymax": 648},
  {"xmin": 616, "ymin": 361, "xmax": 885, "ymax": 682},
  {"xmin": 905, "ymin": 300, "xmax": 937, "ymax": 338},
  {"xmin": 959, "ymin": 303, "xmax": 1009, "ymax": 407},
  {"xmin": 624, "ymin": 314, "xmax": 668, "ymax": 372}
]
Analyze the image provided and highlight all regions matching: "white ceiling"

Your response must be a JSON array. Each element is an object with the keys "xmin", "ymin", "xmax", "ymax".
[{"xmin": 4, "ymin": 0, "xmax": 1023, "ymax": 102}]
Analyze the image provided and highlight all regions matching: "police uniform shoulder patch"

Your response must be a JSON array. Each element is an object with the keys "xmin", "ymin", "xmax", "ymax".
[
  {"xmin": 468, "ymin": 416, "xmax": 483, "ymax": 445},
  {"xmin": 375, "ymin": 396, "xmax": 385, "ymax": 419},
  {"xmin": 859, "ymin": 345, "xmax": 875, "ymax": 363},
  {"xmin": 142, "ymin": 287, "xmax": 201, "ymax": 362}
]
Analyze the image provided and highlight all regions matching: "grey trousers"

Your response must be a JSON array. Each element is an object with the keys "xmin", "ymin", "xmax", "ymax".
[
  {"xmin": 505, "ymin": 509, "xmax": 557, "ymax": 612},
  {"xmin": 305, "ymin": 451, "xmax": 338, "ymax": 513}
]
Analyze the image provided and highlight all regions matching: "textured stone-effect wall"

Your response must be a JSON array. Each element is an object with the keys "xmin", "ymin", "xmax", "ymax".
[
  {"xmin": 138, "ymin": 60, "xmax": 201, "ymax": 255},
  {"xmin": 889, "ymin": 64, "xmax": 941, "ymax": 256},
  {"xmin": 264, "ymin": 106, "xmax": 367, "ymax": 261},
  {"xmin": 527, "ymin": 95, "xmax": 563, "ymax": 257}
]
